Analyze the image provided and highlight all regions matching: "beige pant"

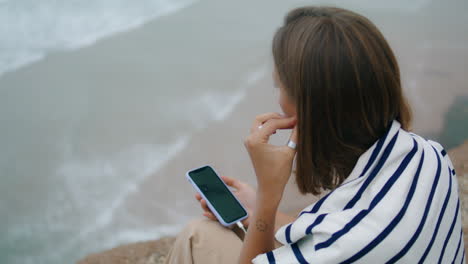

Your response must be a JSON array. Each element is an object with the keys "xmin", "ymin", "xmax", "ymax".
[{"xmin": 164, "ymin": 218, "xmax": 244, "ymax": 264}]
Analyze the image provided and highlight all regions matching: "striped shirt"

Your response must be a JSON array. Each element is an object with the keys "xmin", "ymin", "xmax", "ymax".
[{"xmin": 253, "ymin": 120, "xmax": 465, "ymax": 264}]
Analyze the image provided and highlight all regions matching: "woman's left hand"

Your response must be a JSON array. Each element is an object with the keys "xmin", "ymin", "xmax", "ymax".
[{"xmin": 243, "ymin": 112, "xmax": 298, "ymax": 203}]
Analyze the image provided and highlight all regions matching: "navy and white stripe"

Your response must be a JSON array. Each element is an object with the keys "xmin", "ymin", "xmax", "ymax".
[{"xmin": 252, "ymin": 120, "xmax": 465, "ymax": 264}]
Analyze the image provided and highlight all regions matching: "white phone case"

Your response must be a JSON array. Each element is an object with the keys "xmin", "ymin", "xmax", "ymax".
[{"xmin": 186, "ymin": 165, "xmax": 248, "ymax": 227}]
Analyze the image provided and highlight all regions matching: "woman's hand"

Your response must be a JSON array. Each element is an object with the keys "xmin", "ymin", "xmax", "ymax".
[
  {"xmin": 244, "ymin": 112, "xmax": 297, "ymax": 203},
  {"xmin": 195, "ymin": 176, "xmax": 256, "ymax": 228}
]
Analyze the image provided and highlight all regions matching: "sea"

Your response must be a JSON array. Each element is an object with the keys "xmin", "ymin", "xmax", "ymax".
[{"xmin": 0, "ymin": 0, "xmax": 466, "ymax": 263}]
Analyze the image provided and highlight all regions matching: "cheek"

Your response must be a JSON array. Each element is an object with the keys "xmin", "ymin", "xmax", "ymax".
[{"xmin": 279, "ymin": 95, "xmax": 294, "ymax": 117}]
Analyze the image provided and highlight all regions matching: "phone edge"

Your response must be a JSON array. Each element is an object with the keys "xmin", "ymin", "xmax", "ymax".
[{"xmin": 185, "ymin": 165, "xmax": 249, "ymax": 227}]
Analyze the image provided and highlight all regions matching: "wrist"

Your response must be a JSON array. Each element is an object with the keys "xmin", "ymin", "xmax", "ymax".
[
  {"xmin": 257, "ymin": 187, "xmax": 284, "ymax": 203},
  {"xmin": 256, "ymin": 192, "xmax": 282, "ymax": 211}
]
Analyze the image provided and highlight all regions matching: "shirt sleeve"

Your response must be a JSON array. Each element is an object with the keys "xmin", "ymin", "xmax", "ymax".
[{"xmin": 427, "ymin": 140, "xmax": 454, "ymax": 169}]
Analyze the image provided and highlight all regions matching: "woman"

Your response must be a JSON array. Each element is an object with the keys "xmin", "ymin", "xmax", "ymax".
[{"xmin": 164, "ymin": 6, "xmax": 465, "ymax": 264}]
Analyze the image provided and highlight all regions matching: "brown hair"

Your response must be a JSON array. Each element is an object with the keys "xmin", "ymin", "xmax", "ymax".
[{"xmin": 272, "ymin": 6, "xmax": 412, "ymax": 195}]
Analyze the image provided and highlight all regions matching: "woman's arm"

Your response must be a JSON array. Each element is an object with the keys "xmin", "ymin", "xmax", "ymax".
[
  {"xmin": 238, "ymin": 194, "xmax": 281, "ymax": 264},
  {"xmin": 239, "ymin": 113, "xmax": 298, "ymax": 264}
]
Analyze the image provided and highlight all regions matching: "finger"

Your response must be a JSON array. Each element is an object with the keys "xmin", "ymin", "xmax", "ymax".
[
  {"xmin": 200, "ymin": 199, "xmax": 212, "ymax": 213},
  {"xmin": 258, "ymin": 117, "xmax": 297, "ymax": 142},
  {"xmin": 254, "ymin": 112, "xmax": 284, "ymax": 125},
  {"xmin": 203, "ymin": 212, "xmax": 217, "ymax": 221},
  {"xmin": 221, "ymin": 175, "xmax": 242, "ymax": 189},
  {"xmin": 195, "ymin": 193, "xmax": 202, "ymax": 201},
  {"xmin": 250, "ymin": 112, "xmax": 284, "ymax": 133}
]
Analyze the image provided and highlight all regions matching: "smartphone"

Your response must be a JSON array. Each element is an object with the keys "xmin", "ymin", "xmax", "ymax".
[{"xmin": 186, "ymin": 165, "xmax": 248, "ymax": 226}]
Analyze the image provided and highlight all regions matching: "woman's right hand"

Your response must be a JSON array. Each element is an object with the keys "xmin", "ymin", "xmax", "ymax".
[{"xmin": 195, "ymin": 175, "xmax": 256, "ymax": 228}]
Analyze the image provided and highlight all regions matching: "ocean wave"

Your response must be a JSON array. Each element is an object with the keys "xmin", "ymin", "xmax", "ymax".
[
  {"xmin": 0, "ymin": 0, "xmax": 198, "ymax": 77},
  {"xmin": 186, "ymin": 65, "xmax": 269, "ymax": 128},
  {"xmin": 51, "ymin": 136, "xmax": 190, "ymax": 263}
]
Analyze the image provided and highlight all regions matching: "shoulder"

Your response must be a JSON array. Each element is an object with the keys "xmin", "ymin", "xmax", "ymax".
[{"xmin": 406, "ymin": 130, "xmax": 455, "ymax": 172}]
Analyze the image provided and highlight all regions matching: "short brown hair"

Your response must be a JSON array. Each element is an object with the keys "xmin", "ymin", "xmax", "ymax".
[{"xmin": 272, "ymin": 6, "xmax": 412, "ymax": 195}]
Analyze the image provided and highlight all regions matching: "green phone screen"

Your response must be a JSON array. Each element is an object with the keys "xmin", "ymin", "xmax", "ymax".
[{"xmin": 188, "ymin": 166, "xmax": 247, "ymax": 223}]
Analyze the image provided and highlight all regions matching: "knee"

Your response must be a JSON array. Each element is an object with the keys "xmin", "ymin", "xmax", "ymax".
[
  {"xmin": 184, "ymin": 218, "xmax": 221, "ymax": 236},
  {"xmin": 179, "ymin": 218, "xmax": 231, "ymax": 247}
]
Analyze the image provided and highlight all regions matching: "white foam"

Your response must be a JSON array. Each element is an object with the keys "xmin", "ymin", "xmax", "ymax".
[
  {"xmin": 213, "ymin": 66, "xmax": 268, "ymax": 121},
  {"xmin": 48, "ymin": 135, "xmax": 191, "ymax": 263},
  {"xmin": 194, "ymin": 64, "xmax": 269, "ymax": 123},
  {"xmin": 198, "ymin": 91, "xmax": 248, "ymax": 122},
  {"xmin": 2, "ymin": 137, "xmax": 191, "ymax": 264},
  {"xmin": 0, "ymin": 0, "xmax": 198, "ymax": 77}
]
